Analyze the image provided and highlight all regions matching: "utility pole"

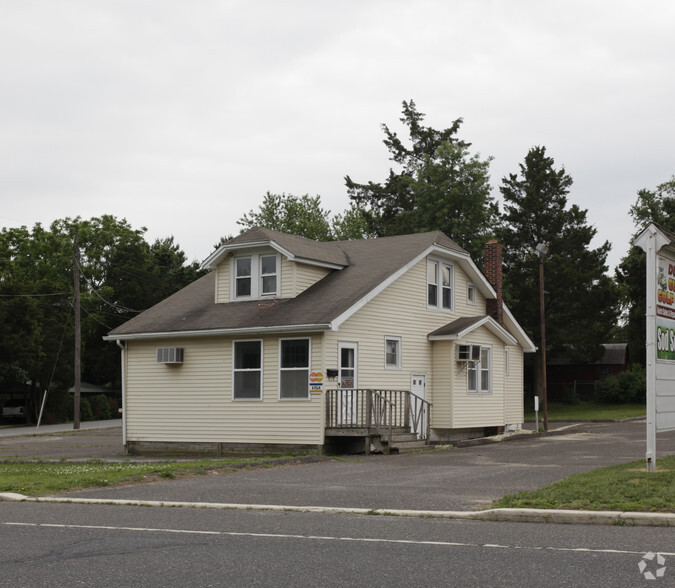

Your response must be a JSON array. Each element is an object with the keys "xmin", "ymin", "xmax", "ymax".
[
  {"xmin": 536, "ymin": 243, "xmax": 549, "ymax": 432},
  {"xmin": 73, "ymin": 234, "xmax": 81, "ymax": 430}
]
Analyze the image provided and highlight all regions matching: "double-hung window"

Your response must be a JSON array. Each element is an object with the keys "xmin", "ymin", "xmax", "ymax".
[
  {"xmin": 427, "ymin": 259, "xmax": 453, "ymax": 310},
  {"xmin": 280, "ymin": 338, "xmax": 310, "ymax": 399},
  {"xmin": 233, "ymin": 340, "xmax": 262, "ymax": 399},
  {"xmin": 385, "ymin": 336, "xmax": 401, "ymax": 369},
  {"xmin": 234, "ymin": 253, "xmax": 279, "ymax": 299},
  {"xmin": 467, "ymin": 346, "xmax": 491, "ymax": 394}
]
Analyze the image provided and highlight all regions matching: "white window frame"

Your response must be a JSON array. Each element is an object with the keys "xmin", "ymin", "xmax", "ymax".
[
  {"xmin": 467, "ymin": 283, "xmax": 477, "ymax": 305},
  {"xmin": 427, "ymin": 258, "xmax": 454, "ymax": 311},
  {"xmin": 384, "ymin": 336, "xmax": 402, "ymax": 370},
  {"xmin": 232, "ymin": 339, "xmax": 263, "ymax": 400},
  {"xmin": 467, "ymin": 344, "xmax": 491, "ymax": 394},
  {"xmin": 505, "ymin": 348, "xmax": 510, "ymax": 377},
  {"xmin": 232, "ymin": 252, "xmax": 280, "ymax": 300},
  {"xmin": 279, "ymin": 337, "xmax": 311, "ymax": 400}
]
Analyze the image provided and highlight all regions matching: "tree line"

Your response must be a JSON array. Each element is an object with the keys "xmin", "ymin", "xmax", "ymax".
[
  {"xmin": 0, "ymin": 216, "xmax": 203, "ymax": 422},
  {"xmin": 1, "ymin": 100, "xmax": 670, "ymax": 420}
]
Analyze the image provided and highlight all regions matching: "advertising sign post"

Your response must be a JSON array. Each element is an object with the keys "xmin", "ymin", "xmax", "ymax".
[{"xmin": 634, "ymin": 224, "xmax": 675, "ymax": 471}]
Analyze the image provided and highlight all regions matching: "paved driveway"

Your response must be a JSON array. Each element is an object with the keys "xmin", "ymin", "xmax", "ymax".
[{"xmin": 33, "ymin": 419, "xmax": 675, "ymax": 511}]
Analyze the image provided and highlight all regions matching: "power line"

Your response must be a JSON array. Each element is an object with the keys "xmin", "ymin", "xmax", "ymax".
[
  {"xmin": 0, "ymin": 292, "xmax": 68, "ymax": 298},
  {"xmin": 74, "ymin": 257, "xmax": 141, "ymax": 314}
]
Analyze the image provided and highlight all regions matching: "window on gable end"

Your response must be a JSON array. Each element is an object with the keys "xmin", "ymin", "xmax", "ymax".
[
  {"xmin": 427, "ymin": 259, "xmax": 453, "ymax": 310},
  {"xmin": 467, "ymin": 283, "xmax": 476, "ymax": 305}
]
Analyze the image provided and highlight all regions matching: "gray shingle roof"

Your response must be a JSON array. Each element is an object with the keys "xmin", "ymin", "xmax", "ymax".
[{"xmin": 107, "ymin": 229, "xmax": 469, "ymax": 338}]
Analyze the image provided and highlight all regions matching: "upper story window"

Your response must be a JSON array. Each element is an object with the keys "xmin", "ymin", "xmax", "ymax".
[
  {"xmin": 233, "ymin": 253, "xmax": 279, "ymax": 300},
  {"xmin": 427, "ymin": 259, "xmax": 453, "ymax": 310},
  {"xmin": 467, "ymin": 283, "xmax": 476, "ymax": 305}
]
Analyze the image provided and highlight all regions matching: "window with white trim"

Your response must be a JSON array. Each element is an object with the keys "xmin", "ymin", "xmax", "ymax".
[
  {"xmin": 467, "ymin": 346, "xmax": 491, "ymax": 394},
  {"xmin": 384, "ymin": 336, "xmax": 401, "ymax": 369},
  {"xmin": 233, "ymin": 253, "xmax": 279, "ymax": 299},
  {"xmin": 279, "ymin": 338, "xmax": 310, "ymax": 399},
  {"xmin": 467, "ymin": 283, "xmax": 476, "ymax": 305},
  {"xmin": 233, "ymin": 340, "xmax": 262, "ymax": 399},
  {"xmin": 427, "ymin": 259, "xmax": 453, "ymax": 310}
]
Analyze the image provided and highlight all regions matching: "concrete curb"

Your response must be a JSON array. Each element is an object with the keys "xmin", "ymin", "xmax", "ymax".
[{"xmin": 1, "ymin": 493, "xmax": 673, "ymax": 527}]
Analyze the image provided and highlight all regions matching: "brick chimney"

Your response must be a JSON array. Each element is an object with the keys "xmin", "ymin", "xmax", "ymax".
[{"xmin": 484, "ymin": 240, "xmax": 503, "ymax": 325}]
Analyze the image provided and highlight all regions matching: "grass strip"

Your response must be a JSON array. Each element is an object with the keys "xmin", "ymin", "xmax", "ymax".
[
  {"xmin": 0, "ymin": 457, "xmax": 310, "ymax": 497},
  {"xmin": 524, "ymin": 401, "xmax": 645, "ymax": 422},
  {"xmin": 492, "ymin": 455, "xmax": 675, "ymax": 512}
]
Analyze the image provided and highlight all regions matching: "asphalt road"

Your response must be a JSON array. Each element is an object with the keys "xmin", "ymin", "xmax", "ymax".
[
  {"xmin": 46, "ymin": 420, "xmax": 675, "ymax": 512},
  {"xmin": 1, "ymin": 501, "xmax": 673, "ymax": 587}
]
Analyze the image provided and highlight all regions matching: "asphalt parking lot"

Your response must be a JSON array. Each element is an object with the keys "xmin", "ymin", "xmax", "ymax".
[{"xmin": 2, "ymin": 418, "xmax": 673, "ymax": 512}]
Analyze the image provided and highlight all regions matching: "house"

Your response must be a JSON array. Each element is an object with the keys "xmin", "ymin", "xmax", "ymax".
[
  {"xmin": 105, "ymin": 227, "xmax": 535, "ymax": 455},
  {"xmin": 546, "ymin": 343, "xmax": 629, "ymax": 402}
]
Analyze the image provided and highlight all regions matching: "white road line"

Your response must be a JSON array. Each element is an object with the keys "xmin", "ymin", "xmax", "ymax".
[{"xmin": 5, "ymin": 522, "xmax": 674, "ymax": 557}]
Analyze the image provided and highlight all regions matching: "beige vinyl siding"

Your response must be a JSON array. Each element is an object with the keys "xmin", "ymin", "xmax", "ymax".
[
  {"xmin": 324, "ymin": 260, "xmax": 436, "ymax": 394},
  {"xmin": 280, "ymin": 258, "xmax": 331, "ymax": 298},
  {"xmin": 323, "ymin": 257, "xmax": 491, "ymax": 407},
  {"xmin": 125, "ymin": 334, "xmax": 324, "ymax": 445},
  {"xmin": 320, "ymin": 248, "xmax": 517, "ymax": 429},
  {"xmin": 453, "ymin": 265, "xmax": 487, "ymax": 317},
  {"xmin": 431, "ymin": 340, "xmax": 453, "ymax": 428},
  {"xmin": 504, "ymin": 346, "xmax": 524, "ymax": 423},
  {"xmin": 215, "ymin": 257, "xmax": 231, "ymax": 303},
  {"xmin": 451, "ymin": 329, "xmax": 506, "ymax": 428}
]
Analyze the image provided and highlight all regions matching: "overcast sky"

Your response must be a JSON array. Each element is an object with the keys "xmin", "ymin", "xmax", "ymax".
[{"xmin": 2, "ymin": 1, "xmax": 674, "ymax": 272}]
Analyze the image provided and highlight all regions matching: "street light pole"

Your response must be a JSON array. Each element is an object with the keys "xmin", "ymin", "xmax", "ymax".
[{"xmin": 536, "ymin": 243, "xmax": 549, "ymax": 432}]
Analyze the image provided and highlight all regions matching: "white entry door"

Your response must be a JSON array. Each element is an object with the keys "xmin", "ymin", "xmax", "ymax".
[
  {"xmin": 410, "ymin": 373, "xmax": 427, "ymax": 437},
  {"xmin": 338, "ymin": 342, "xmax": 357, "ymax": 425}
]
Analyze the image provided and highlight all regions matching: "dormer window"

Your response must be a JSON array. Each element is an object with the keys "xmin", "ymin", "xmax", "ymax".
[
  {"xmin": 236, "ymin": 258, "xmax": 252, "ymax": 297},
  {"xmin": 233, "ymin": 253, "xmax": 279, "ymax": 299},
  {"xmin": 260, "ymin": 255, "xmax": 277, "ymax": 295}
]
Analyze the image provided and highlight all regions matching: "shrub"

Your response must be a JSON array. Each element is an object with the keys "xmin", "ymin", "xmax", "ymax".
[
  {"xmin": 596, "ymin": 365, "xmax": 646, "ymax": 404},
  {"xmin": 80, "ymin": 398, "xmax": 93, "ymax": 421},
  {"xmin": 89, "ymin": 394, "xmax": 112, "ymax": 420}
]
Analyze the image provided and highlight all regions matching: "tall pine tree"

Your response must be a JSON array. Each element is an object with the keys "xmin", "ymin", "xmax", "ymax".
[{"xmin": 498, "ymin": 146, "xmax": 619, "ymax": 396}]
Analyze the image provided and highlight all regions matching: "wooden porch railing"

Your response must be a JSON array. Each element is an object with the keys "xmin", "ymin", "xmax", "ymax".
[{"xmin": 325, "ymin": 388, "xmax": 432, "ymax": 441}]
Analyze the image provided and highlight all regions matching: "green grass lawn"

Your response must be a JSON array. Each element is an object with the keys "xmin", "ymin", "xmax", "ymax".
[
  {"xmin": 0, "ymin": 457, "xmax": 293, "ymax": 497},
  {"xmin": 492, "ymin": 455, "xmax": 675, "ymax": 512},
  {"xmin": 524, "ymin": 401, "xmax": 645, "ymax": 422}
]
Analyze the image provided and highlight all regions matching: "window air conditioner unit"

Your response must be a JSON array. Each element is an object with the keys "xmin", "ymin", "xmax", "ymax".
[
  {"xmin": 156, "ymin": 347, "xmax": 184, "ymax": 364},
  {"xmin": 457, "ymin": 344, "xmax": 481, "ymax": 362}
]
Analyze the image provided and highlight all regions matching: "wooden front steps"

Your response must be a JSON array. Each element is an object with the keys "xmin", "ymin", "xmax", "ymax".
[{"xmin": 372, "ymin": 430, "xmax": 432, "ymax": 454}]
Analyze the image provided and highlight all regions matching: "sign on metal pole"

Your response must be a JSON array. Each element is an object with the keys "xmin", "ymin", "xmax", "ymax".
[{"xmin": 634, "ymin": 223, "xmax": 675, "ymax": 471}]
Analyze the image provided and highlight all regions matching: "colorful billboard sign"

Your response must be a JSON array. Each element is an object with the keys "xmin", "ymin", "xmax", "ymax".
[{"xmin": 656, "ymin": 253, "xmax": 675, "ymax": 361}]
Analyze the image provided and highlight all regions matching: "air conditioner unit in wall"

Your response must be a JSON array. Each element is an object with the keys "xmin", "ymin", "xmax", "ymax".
[
  {"xmin": 156, "ymin": 347, "xmax": 184, "ymax": 364},
  {"xmin": 457, "ymin": 344, "xmax": 481, "ymax": 362}
]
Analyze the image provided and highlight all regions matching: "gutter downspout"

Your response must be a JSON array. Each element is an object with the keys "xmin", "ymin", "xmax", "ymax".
[{"xmin": 116, "ymin": 340, "xmax": 127, "ymax": 451}]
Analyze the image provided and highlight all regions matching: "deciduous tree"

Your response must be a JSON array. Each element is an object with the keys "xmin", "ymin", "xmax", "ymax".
[{"xmin": 616, "ymin": 177, "xmax": 675, "ymax": 365}]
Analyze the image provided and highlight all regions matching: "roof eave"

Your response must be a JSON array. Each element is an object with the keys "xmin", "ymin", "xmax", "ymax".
[
  {"xmin": 104, "ymin": 323, "xmax": 333, "ymax": 342},
  {"xmin": 428, "ymin": 316, "xmax": 518, "ymax": 346}
]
